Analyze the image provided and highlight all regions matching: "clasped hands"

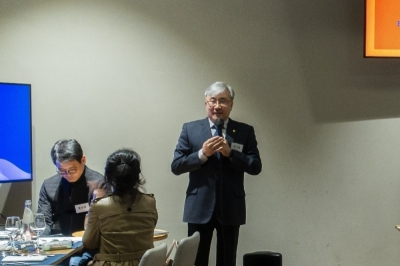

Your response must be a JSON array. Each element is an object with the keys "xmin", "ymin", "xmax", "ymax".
[{"xmin": 202, "ymin": 136, "xmax": 231, "ymax": 158}]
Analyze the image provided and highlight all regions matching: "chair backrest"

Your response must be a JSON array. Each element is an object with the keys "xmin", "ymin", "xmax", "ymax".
[
  {"xmin": 172, "ymin": 231, "xmax": 200, "ymax": 266},
  {"xmin": 139, "ymin": 243, "xmax": 168, "ymax": 266}
]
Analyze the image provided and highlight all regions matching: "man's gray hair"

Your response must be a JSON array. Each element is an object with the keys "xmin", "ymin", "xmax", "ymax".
[{"xmin": 204, "ymin": 81, "xmax": 235, "ymax": 100}]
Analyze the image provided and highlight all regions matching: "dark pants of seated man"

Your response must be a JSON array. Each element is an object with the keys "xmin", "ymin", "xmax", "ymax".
[{"xmin": 61, "ymin": 248, "xmax": 97, "ymax": 266}]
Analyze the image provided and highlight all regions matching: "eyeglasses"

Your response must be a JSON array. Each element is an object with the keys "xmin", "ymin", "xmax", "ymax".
[
  {"xmin": 56, "ymin": 168, "xmax": 78, "ymax": 176},
  {"xmin": 206, "ymin": 100, "xmax": 232, "ymax": 107}
]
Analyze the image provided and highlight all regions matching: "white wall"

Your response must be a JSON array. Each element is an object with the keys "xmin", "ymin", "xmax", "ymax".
[{"xmin": 1, "ymin": 0, "xmax": 400, "ymax": 265}]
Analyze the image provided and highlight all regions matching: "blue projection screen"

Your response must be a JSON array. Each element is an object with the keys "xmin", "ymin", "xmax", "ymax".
[{"xmin": 0, "ymin": 82, "xmax": 32, "ymax": 183}]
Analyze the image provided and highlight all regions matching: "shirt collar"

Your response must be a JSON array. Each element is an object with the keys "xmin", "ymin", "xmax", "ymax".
[{"xmin": 208, "ymin": 118, "xmax": 229, "ymax": 129}]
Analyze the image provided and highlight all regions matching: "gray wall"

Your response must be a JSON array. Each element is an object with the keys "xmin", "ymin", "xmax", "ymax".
[
  {"xmin": 1, "ymin": 0, "xmax": 400, "ymax": 265},
  {"xmin": 0, "ymin": 183, "xmax": 31, "ymax": 221}
]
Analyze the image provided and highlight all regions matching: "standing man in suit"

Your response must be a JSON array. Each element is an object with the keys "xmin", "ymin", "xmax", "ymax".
[{"xmin": 171, "ymin": 81, "xmax": 262, "ymax": 266}]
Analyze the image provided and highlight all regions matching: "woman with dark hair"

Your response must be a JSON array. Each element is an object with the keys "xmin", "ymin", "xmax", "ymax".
[{"xmin": 82, "ymin": 148, "xmax": 158, "ymax": 266}]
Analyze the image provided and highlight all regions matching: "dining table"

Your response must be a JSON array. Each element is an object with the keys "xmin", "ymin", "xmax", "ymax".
[
  {"xmin": 395, "ymin": 224, "xmax": 400, "ymax": 232},
  {"xmin": 0, "ymin": 237, "xmax": 83, "ymax": 265},
  {"xmin": 0, "ymin": 229, "xmax": 168, "ymax": 265}
]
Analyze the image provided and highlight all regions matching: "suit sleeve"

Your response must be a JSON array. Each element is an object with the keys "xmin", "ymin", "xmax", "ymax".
[
  {"xmin": 171, "ymin": 123, "xmax": 202, "ymax": 175},
  {"xmin": 229, "ymin": 125, "xmax": 262, "ymax": 175}
]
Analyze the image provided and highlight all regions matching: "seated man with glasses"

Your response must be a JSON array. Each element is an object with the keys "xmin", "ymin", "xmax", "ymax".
[{"xmin": 37, "ymin": 139, "xmax": 108, "ymax": 266}]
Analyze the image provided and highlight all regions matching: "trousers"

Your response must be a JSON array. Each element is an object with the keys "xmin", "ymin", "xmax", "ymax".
[{"xmin": 188, "ymin": 211, "xmax": 240, "ymax": 266}]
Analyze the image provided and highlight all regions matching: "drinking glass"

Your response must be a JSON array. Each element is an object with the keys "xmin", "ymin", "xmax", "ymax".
[
  {"xmin": 5, "ymin": 216, "xmax": 21, "ymax": 255},
  {"xmin": 29, "ymin": 214, "xmax": 46, "ymax": 254}
]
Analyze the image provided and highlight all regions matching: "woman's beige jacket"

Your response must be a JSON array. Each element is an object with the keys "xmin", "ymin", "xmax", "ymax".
[{"xmin": 83, "ymin": 193, "xmax": 158, "ymax": 266}]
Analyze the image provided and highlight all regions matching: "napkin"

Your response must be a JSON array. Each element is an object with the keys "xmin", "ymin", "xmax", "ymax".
[
  {"xmin": 42, "ymin": 239, "xmax": 72, "ymax": 251},
  {"xmin": 0, "ymin": 240, "xmax": 8, "ymax": 251}
]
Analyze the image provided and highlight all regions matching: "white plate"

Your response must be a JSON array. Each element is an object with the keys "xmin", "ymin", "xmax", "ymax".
[
  {"xmin": 154, "ymin": 229, "xmax": 168, "ymax": 235},
  {"xmin": 2, "ymin": 255, "xmax": 47, "ymax": 262}
]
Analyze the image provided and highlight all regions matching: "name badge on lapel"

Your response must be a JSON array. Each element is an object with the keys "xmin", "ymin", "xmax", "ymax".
[
  {"xmin": 231, "ymin": 142, "xmax": 243, "ymax": 152},
  {"xmin": 75, "ymin": 203, "xmax": 90, "ymax": 213}
]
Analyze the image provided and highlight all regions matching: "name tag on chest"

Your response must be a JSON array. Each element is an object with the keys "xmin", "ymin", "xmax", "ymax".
[
  {"xmin": 231, "ymin": 142, "xmax": 243, "ymax": 152},
  {"xmin": 75, "ymin": 203, "xmax": 90, "ymax": 213}
]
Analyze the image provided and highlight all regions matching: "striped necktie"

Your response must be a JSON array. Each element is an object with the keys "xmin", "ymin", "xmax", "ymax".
[
  {"xmin": 213, "ymin": 125, "xmax": 219, "ymax": 137},
  {"xmin": 213, "ymin": 125, "xmax": 221, "ymax": 159}
]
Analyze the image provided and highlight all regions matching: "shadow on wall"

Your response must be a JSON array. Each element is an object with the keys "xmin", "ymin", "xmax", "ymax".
[
  {"xmin": 0, "ymin": 182, "xmax": 32, "ymax": 220},
  {"xmin": 283, "ymin": 0, "xmax": 400, "ymax": 123},
  {"xmin": 133, "ymin": 0, "xmax": 400, "ymax": 123}
]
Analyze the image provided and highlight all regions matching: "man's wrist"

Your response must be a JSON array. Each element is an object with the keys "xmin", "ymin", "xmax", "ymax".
[{"xmin": 198, "ymin": 149, "xmax": 208, "ymax": 163}]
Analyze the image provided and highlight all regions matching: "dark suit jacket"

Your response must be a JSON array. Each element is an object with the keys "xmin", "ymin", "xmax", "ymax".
[{"xmin": 171, "ymin": 117, "xmax": 262, "ymax": 226}]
